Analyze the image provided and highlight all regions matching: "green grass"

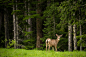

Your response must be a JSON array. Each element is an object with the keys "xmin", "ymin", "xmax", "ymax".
[{"xmin": 0, "ymin": 48, "xmax": 86, "ymax": 57}]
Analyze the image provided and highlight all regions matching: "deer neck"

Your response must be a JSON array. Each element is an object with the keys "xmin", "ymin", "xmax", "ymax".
[{"xmin": 56, "ymin": 38, "xmax": 60, "ymax": 43}]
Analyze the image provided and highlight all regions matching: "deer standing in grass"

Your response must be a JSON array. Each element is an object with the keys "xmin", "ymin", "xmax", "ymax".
[{"xmin": 46, "ymin": 34, "xmax": 62, "ymax": 51}]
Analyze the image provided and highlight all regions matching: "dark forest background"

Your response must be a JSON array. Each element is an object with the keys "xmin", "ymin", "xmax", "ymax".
[{"xmin": 0, "ymin": 0, "xmax": 86, "ymax": 51}]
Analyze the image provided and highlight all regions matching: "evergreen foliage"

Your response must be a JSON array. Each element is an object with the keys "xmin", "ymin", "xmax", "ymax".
[{"xmin": 0, "ymin": 0, "xmax": 86, "ymax": 51}]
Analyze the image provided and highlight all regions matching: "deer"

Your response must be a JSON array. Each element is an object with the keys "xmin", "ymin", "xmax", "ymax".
[{"xmin": 46, "ymin": 34, "xmax": 63, "ymax": 51}]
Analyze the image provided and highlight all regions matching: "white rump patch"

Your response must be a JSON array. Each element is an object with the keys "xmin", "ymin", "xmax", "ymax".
[
  {"xmin": 46, "ymin": 40, "xmax": 47, "ymax": 42},
  {"xmin": 48, "ymin": 39, "xmax": 51, "ymax": 41}
]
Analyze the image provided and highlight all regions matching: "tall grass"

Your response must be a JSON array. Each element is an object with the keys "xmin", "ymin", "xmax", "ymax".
[{"xmin": 0, "ymin": 48, "xmax": 86, "ymax": 57}]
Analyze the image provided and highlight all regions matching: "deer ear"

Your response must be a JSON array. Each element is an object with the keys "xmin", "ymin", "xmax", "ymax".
[{"xmin": 56, "ymin": 34, "xmax": 58, "ymax": 36}]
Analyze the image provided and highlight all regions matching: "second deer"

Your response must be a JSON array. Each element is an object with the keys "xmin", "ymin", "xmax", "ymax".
[{"xmin": 46, "ymin": 34, "xmax": 62, "ymax": 51}]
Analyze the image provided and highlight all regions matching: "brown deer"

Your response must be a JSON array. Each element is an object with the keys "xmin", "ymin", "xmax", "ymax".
[{"xmin": 46, "ymin": 34, "xmax": 62, "ymax": 51}]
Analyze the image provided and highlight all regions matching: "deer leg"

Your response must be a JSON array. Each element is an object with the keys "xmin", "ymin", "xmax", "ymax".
[
  {"xmin": 52, "ymin": 47, "xmax": 54, "ymax": 51},
  {"xmin": 46, "ymin": 42, "xmax": 47, "ymax": 51},
  {"xmin": 55, "ymin": 46, "xmax": 57, "ymax": 51},
  {"xmin": 48, "ymin": 45, "xmax": 50, "ymax": 51}
]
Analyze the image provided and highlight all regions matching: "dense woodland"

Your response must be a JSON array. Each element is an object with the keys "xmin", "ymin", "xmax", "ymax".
[{"xmin": 0, "ymin": 0, "xmax": 86, "ymax": 51}]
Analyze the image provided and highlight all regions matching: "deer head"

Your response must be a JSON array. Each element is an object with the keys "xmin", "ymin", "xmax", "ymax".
[{"xmin": 56, "ymin": 34, "xmax": 63, "ymax": 41}]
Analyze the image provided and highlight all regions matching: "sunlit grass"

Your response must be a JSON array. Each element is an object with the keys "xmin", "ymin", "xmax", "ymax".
[{"xmin": 0, "ymin": 48, "xmax": 86, "ymax": 57}]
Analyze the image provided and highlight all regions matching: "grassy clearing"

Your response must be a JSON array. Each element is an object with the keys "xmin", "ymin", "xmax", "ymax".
[{"xmin": 0, "ymin": 48, "xmax": 86, "ymax": 57}]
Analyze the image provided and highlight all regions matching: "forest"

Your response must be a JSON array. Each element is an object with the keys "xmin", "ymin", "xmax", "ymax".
[{"xmin": 0, "ymin": 0, "xmax": 86, "ymax": 52}]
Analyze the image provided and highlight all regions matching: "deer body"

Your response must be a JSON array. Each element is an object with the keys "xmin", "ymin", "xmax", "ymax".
[{"xmin": 46, "ymin": 34, "xmax": 62, "ymax": 51}]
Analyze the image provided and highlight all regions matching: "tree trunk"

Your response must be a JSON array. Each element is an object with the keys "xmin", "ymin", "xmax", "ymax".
[
  {"xmin": 53, "ymin": 1, "xmax": 55, "ymax": 37},
  {"xmin": 47, "ymin": 0, "xmax": 51, "ymax": 37},
  {"xmin": 0, "ymin": 13, "xmax": 2, "ymax": 32},
  {"xmin": 47, "ymin": 0, "xmax": 50, "ymax": 7},
  {"xmin": 36, "ymin": 0, "xmax": 42, "ymax": 48},
  {"xmin": 53, "ymin": 15, "xmax": 55, "ymax": 37},
  {"xmin": 13, "ymin": 3, "xmax": 16, "ymax": 49},
  {"xmin": 68, "ymin": 23, "xmax": 72, "ymax": 51},
  {"xmin": 24, "ymin": 0, "xmax": 28, "ymax": 39},
  {"xmin": 68, "ymin": 0, "xmax": 72, "ymax": 51},
  {"xmin": 16, "ymin": 0, "xmax": 18, "ymax": 49},
  {"xmin": 73, "ymin": 24, "xmax": 77, "ymax": 50},
  {"xmin": 4, "ymin": 8, "xmax": 9, "ymax": 48},
  {"xmin": 27, "ymin": 0, "xmax": 32, "ymax": 39},
  {"xmin": 79, "ymin": 6, "xmax": 82, "ymax": 51},
  {"xmin": 80, "ymin": 24, "xmax": 82, "ymax": 51}
]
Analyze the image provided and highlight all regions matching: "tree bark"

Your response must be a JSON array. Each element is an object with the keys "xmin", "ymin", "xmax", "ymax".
[
  {"xmin": 73, "ymin": 24, "xmax": 77, "ymax": 50},
  {"xmin": 0, "ymin": 13, "xmax": 2, "ymax": 32},
  {"xmin": 80, "ymin": 24, "xmax": 82, "ymax": 51},
  {"xmin": 13, "ymin": 3, "xmax": 16, "ymax": 49},
  {"xmin": 24, "ymin": 0, "xmax": 28, "ymax": 39},
  {"xmin": 68, "ymin": 0, "xmax": 72, "ymax": 51},
  {"xmin": 36, "ymin": 0, "xmax": 42, "ymax": 48},
  {"xmin": 4, "ymin": 8, "xmax": 9, "ymax": 48},
  {"xmin": 16, "ymin": 0, "xmax": 19, "ymax": 49},
  {"xmin": 27, "ymin": 0, "xmax": 32, "ymax": 39},
  {"xmin": 79, "ymin": 7, "xmax": 82, "ymax": 51},
  {"xmin": 68, "ymin": 23, "xmax": 72, "ymax": 51},
  {"xmin": 53, "ymin": 15, "xmax": 55, "ymax": 37}
]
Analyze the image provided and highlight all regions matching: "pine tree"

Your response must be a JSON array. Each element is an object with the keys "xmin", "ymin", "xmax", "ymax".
[{"xmin": 36, "ymin": 0, "xmax": 42, "ymax": 48}]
